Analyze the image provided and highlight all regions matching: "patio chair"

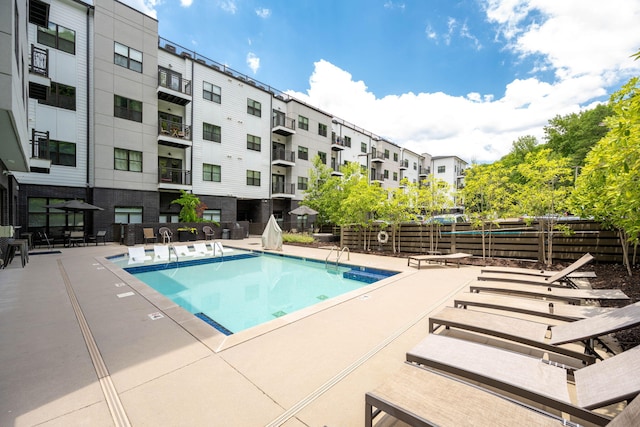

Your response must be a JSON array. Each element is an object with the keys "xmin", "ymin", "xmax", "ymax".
[
  {"xmin": 143, "ymin": 228, "xmax": 156, "ymax": 244},
  {"xmin": 469, "ymin": 280, "xmax": 629, "ymax": 303},
  {"xmin": 428, "ymin": 301, "xmax": 640, "ymax": 365},
  {"xmin": 87, "ymin": 230, "xmax": 107, "ymax": 245},
  {"xmin": 193, "ymin": 242, "xmax": 212, "ymax": 256},
  {"xmin": 153, "ymin": 245, "xmax": 170, "ymax": 262},
  {"xmin": 128, "ymin": 246, "xmax": 151, "ymax": 264},
  {"xmin": 477, "ymin": 253, "xmax": 594, "ymax": 287},
  {"xmin": 67, "ymin": 231, "xmax": 85, "ymax": 247},
  {"xmin": 366, "ymin": 362, "xmax": 640, "ymax": 427},
  {"xmin": 158, "ymin": 227, "xmax": 172, "ymax": 244},
  {"xmin": 406, "ymin": 334, "xmax": 640, "ymax": 425},
  {"xmin": 202, "ymin": 225, "xmax": 215, "ymax": 240},
  {"xmin": 454, "ymin": 292, "xmax": 616, "ymax": 321}
]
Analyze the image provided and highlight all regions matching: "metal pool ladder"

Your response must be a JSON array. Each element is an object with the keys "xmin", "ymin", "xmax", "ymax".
[
  {"xmin": 325, "ymin": 245, "xmax": 350, "ymax": 268},
  {"xmin": 168, "ymin": 245, "xmax": 179, "ymax": 263}
]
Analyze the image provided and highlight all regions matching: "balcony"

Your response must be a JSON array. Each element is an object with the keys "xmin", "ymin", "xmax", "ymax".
[
  {"xmin": 157, "ymin": 68, "xmax": 192, "ymax": 105},
  {"xmin": 158, "ymin": 167, "xmax": 192, "ymax": 188},
  {"xmin": 28, "ymin": 44, "xmax": 50, "ymax": 100},
  {"xmin": 158, "ymin": 119, "xmax": 192, "ymax": 146},
  {"xmin": 29, "ymin": 129, "xmax": 52, "ymax": 173},
  {"xmin": 272, "ymin": 115, "xmax": 296, "ymax": 136},
  {"xmin": 272, "ymin": 182, "xmax": 295, "ymax": 198},
  {"xmin": 399, "ymin": 159, "xmax": 408, "ymax": 169},
  {"xmin": 370, "ymin": 173, "xmax": 385, "ymax": 183},
  {"xmin": 272, "ymin": 149, "xmax": 296, "ymax": 167},
  {"xmin": 331, "ymin": 136, "xmax": 346, "ymax": 151},
  {"xmin": 419, "ymin": 166, "xmax": 430, "ymax": 177},
  {"xmin": 370, "ymin": 152, "xmax": 386, "ymax": 163}
]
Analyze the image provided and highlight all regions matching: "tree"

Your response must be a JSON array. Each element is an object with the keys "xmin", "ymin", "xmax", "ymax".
[
  {"xmin": 303, "ymin": 156, "xmax": 339, "ymax": 226},
  {"xmin": 379, "ymin": 179, "xmax": 421, "ymax": 253},
  {"xmin": 498, "ymin": 135, "xmax": 539, "ymax": 185},
  {"xmin": 571, "ymin": 77, "xmax": 640, "ymax": 275},
  {"xmin": 171, "ymin": 190, "xmax": 207, "ymax": 223},
  {"xmin": 417, "ymin": 175, "xmax": 454, "ymax": 253}
]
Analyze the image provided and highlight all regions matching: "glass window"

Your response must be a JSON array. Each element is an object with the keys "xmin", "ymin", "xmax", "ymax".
[
  {"xmin": 437, "ymin": 165, "xmax": 446, "ymax": 173},
  {"xmin": 384, "ymin": 169, "xmax": 389, "ymax": 179},
  {"xmin": 393, "ymin": 172, "xmax": 398, "ymax": 181},
  {"xmin": 202, "ymin": 209, "xmax": 221, "ymax": 223},
  {"xmin": 318, "ymin": 123, "xmax": 327, "ymax": 137},
  {"xmin": 37, "ymin": 140, "xmax": 76, "ymax": 166},
  {"xmin": 159, "ymin": 214, "xmax": 180, "ymax": 223},
  {"xmin": 203, "ymin": 81, "xmax": 221, "ymax": 103},
  {"xmin": 114, "ymin": 95, "xmax": 142, "ymax": 122},
  {"xmin": 38, "ymin": 82, "xmax": 76, "ymax": 110},
  {"xmin": 297, "ymin": 176, "xmax": 308, "ymax": 190},
  {"xmin": 247, "ymin": 134, "xmax": 261, "ymax": 151},
  {"xmin": 37, "ymin": 22, "xmax": 75, "ymax": 54},
  {"xmin": 384, "ymin": 149, "xmax": 390, "ymax": 159},
  {"xmin": 203, "ymin": 123, "xmax": 221, "ymax": 142},
  {"xmin": 298, "ymin": 115, "xmax": 309, "ymax": 130},
  {"xmin": 115, "ymin": 207, "xmax": 142, "ymax": 224},
  {"xmin": 246, "ymin": 170, "xmax": 261, "ymax": 186},
  {"xmin": 114, "ymin": 148, "xmax": 142, "ymax": 172},
  {"xmin": 344, "ymin": 136, "xmax": 351, "ymax": 147},
  {"xmin": 393, "ymin": 152, "xmax": 398, "ymax": 162},
  {"xmin": 203, "ymin": 163, "xmax": 221, "ymax": 182},
  {"xmin": 298, "ymin": 146, "xmax": 308, "ymax": 160},
  {"xmin": 114, "ymin": 42, "xmax": 142, "ymax": 72},
  {"xmin": 318, "ymin": 151, "xmax": 326, "ymax": 164},
  {"xmin": 361, "ymin": 142, "xmax": 367, "ymax": 153},
  {"xmin": 247, "ymin": 98, "xmax": 261, "ymax": 117}
]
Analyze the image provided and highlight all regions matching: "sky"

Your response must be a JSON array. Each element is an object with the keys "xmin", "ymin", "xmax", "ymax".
[{"xmin": 121, "ymin": 0, "xmax": 640, "ymax": 163}]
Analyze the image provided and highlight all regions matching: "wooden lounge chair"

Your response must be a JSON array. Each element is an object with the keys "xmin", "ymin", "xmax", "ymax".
[
  {"xmin": 429, "ymin": 302, "xmax": 640, "ymax": 365},
  {"xmin": 366, "ymin": 362, "xmax": 640, "ymax": 427},
  {"xmin": 406, "ymin": 334, "xmax": 640, "ymax": 425},
  {"xmin": 477, "ymin": 253, "xmax": 594, "ymax": 287},
  {"xmin": 366, "ymin": 363, "xmax": 568, "ymax": 427},
  {"xmin": 469, "ymin": 280, "xmax": 629, "ymax": 303},
  {"xmin": 454, "ymin": 292, "xmax": 616, "ymax": 321},
  {"xmin": 407, "ymin": 252, "xmax": 472, "ymax": 269}
]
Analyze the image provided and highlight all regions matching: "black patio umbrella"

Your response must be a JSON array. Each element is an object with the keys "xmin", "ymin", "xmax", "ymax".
[{"xmin": 44, "ymin": 200, "xmax": 104, "ymax": 230}]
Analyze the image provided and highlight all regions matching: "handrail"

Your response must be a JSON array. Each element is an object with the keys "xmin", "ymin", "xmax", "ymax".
[
  {"xmin": 168, "ymin": 245, "xmax": 179, "ymax": 263},
  {"xmin": 337, "ymin": 246, "xmax": 350, "ymax": 263},
  {"xmin": 325, "ymin": 246, "xmax": 339, "ymax": 267},
  {"xmin": 325, "ymin": 245, "xmax": 350, "ymax": 268}
]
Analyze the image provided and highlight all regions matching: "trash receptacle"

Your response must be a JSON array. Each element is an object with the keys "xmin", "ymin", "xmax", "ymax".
[{"xmin": 222, "ymin": 229, "xmax": 230, "ymax": 239}]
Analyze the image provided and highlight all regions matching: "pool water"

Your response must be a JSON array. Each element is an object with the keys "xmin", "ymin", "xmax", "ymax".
[{"xmin": 128, "ymin": 252, "xmax": 397, "ymax": 334}]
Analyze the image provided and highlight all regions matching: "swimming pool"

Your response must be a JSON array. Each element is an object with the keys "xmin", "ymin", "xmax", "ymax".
[{"xmin": 118, "ymin": 251, "xmax": 398, "ymax": 334}]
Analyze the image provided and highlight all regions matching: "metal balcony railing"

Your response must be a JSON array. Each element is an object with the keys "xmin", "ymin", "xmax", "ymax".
[
  {"xmin": 31, "ymin": 129, "xmax": 50, "ymax": 158},
  {"xmin": 399, "ymin": 159, "xmax": 409, "ymax": 168},
  {"xmin": 30, "ymin": 44, "xmax": 49, "ymax": 76},
  {"xmin": 158, "ymin": 168, "xmax": 192, "ymax": 185},
  {"xmin": 272, "ymin": 149, "xmax": 296, "ymax": 163},
  {"xmin": 272, "ymin": 182, "xmax": 295, "ymax": 195},
  {"xmin": 272, "ymin": 115, "xmax": 296, "ymax": 131},
  {"xmin": 419, "ymin": 166, "xmax": 430, "ymax": 175},
  {"xmin": 158, "ymin": 68, "xmax": 192, "ymax": 95},
  {"xmin": 158, "ymin": 118, "xmax": 192, "ymax": 140}
]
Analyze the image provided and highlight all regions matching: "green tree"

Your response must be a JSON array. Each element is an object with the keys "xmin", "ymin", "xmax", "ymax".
[
  {"xmin": 571, "ymin": 77, "xmax": 640, "ymax": 275},
  {"xmin": 499, "ymin": 135, "xmax": 539, "ymax": 185},
  {"xmin": 379, "ymin": 178, "xmax": 421, "ymax": 253},
  {"xmin": 417, "ymin": 175, "xmax": 454, "ymax": 252},
  {"xmin": 303, "ymin": 156, "xmax": 338, "ymax": 226}
]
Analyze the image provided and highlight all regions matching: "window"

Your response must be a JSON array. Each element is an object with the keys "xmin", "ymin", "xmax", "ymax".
[
  {"xmin": 298, "ymin": 146, "xmax": 308, "ymax": 160},
  {"xmin": 298, "ymin": 176, "xmax": 308, "ymax": 190},
  {"xmin": 114, "ymin": 148, "xmax": 142, "ymax": 172},
  {"xmin": 39, "ymin": 82, "xmax": 76, "ymax": 110},
  {"xmin": 114, "ymin": 95, "xmax": 142, "ymax": 122},
  {"xmin": 114, "ymin": 42, "xmax": 142, "ymax": 72},
  {"xmin": 29, "ymin": 197, "xmax": 82, "ymax": 235},
  {"xmin": 437, "ymin": 165, "xmax": 446, "ymax": 173},
  {"xmin": 384, "ymin": 169, "xmax": 389, "ymax": 179},
  {"xmin": 37, "ymin": 22, "xmax": 75, "ymax": 54},
  {"xmin": 203, "ymin": 81, "xmax": 221, "ymax": 103},
  {"xmin": 298, "ymin": 115, "xmax": 309, "ymax": 130},
  {"xmin": 384, "ymin": 149, "xmax": 390, "ymax": 159},
  {"xmin": 393, "ymin": 172, "xmax": 398, "ymax": 181},
  {"xmin": 247, "ymin": 98, "xmax": 261, "ymax": 117},
  {"xmin": 318, "ymin": 123, "xmax": 327, "ymax": 137},
  {"xmin": 361, "ymin": 142, "xmax": 367, "ymax": 153},
  {"xmin": 393, "ymin": 153, "xmax": 398, "ymax": 162},
  {"xmin": 246, "ymin": 170, "xmax": 261, "ymax": 186},
  {"xmin": 203, "ymin": 163, "xmax": 221, "ymax": 182},
  {"xmin": 413, "ymin": 162, "xmax": 417, "ymax": 170},
  {"xmin": 115, "ymin": 207, "xmax": 142, "ymax": 224},
  {"xmin": 247, "ymin": 134, "xmax": 261, "ymax": 151},
  {"xmin": 203, "ymin": 123, "xmax": 221, "ymax": 142},
  {"xmin": 202, "ymin": 209, "xmax": 221, "ymax": 223},
  {"xmin": 344, "ymin": 136, "xmax": 351, "ymax": 147},
  {"xmin": 318, "ymin": 151, "xmax": 326, "ymax": 164},
  {"xmin": 159, "ymin": 214, "xmax": 179, "ymax": 223},
  {"xmin": 37, "ymin": 140, "xmax": 76, "ymax": 166}
]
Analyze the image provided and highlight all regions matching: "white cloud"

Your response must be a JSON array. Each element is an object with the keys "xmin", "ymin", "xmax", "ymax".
[
  {"xmin": 219, "ymin": 0, "xmax": 237, "ymax": 14},
  {"xmin": 180, "ymin": 0, "xmax": 193, "ymax": 7},
  {"xmin": 247, "ymin": 52, "xmax": 260, "ymax": 74},
  {"xmin": 425, "ymin": 24, "xmax": 437, "ymax": 40},
  {"xmin": 384, "ymin": 1, "xmax": 406, "ymax": 10},
  {"xmin": 117, "ymin": 0, "xmax": 158, "ymax": 18},
  {"xmin": 256, "ymin": 8, "xmax": 271, "ymax": 18}
]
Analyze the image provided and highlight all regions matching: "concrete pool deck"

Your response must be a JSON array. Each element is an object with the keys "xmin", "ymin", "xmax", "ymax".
[{"xmin": 1, "ymin": 238, "xmax": 500, "ymax": 426}]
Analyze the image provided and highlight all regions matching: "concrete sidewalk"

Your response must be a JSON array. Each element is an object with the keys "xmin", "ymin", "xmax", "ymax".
[{"xmin": 0, "ymin": 238, "xmax": 479, "ymax": 426}]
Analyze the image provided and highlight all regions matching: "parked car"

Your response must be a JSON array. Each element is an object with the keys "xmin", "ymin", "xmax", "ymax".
[{"xmin": 425, "ymin": 214, "xmax": 468, "ymax": 224}]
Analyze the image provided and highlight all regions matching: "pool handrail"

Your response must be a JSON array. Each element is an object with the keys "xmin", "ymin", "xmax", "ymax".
[{"xmin": 325, "ymin": 245, "xmax": 350, "ymax": 268}]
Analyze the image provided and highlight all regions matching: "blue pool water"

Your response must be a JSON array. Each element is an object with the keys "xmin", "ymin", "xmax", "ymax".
[{"xmin": 124, "ymin": 252, "xmax": 397, "ymax": 334}]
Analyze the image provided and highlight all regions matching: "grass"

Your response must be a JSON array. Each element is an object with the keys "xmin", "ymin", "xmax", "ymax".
[{"xmin": 282, "ymin": 232, "xmax": 315, "ymax": 244}]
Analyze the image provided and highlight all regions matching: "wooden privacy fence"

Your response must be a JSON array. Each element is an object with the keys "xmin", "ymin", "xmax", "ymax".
[{"xmin": 341, "ymin": 220, "xmax": 628, "ymax": 263}]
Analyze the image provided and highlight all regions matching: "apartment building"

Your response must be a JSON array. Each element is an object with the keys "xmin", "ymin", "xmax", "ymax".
[{"xmin": 7, "ymin": 0, "xmax": 466, "ymax": 239}]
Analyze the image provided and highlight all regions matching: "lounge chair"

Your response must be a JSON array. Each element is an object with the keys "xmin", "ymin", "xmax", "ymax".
[
  {"xmin": 158, "ymin": 227, "xmax": 172, "ymax": 244},
  {"xmin": 407, "ymin": 252, "xmax": 472, "ymax": 269},
  {"xmin": 429, "ymin": 302, "xmax": 640, "ymax": 365},
  {"xmin": 193, "ymin": 242, "xmax": 213, "ymax": 256},
  {"xmin": 128, "ymin": 246, "xmax": 151, "ymax": 264},
  {"xmin": 469, "ymin": 280, "xmax": 629, "ymax": 303},
  {"xmin": 153, "ymin": 245, "xmax": 170, "ymax": 262},
  {"xmin": 143, "ymin": 228, "xmax": 156, "ymax": 244},
  {"xmin": 454, "ymin": 292, "xmax": 616, "ymax": 321},
  {"xmin": 406, "ymin": 334, "xmax": 640, "ymax": 425},
  {"xmin": 202, "ymin": 225, "xmax": 215, "ymax": 240},
  {"xmin": 210, "ymin": 241, "xmax": 233, "ymax": 255},
  {"xmin": 367, "ymin": 362, "xmax": 640, "ymax": 427},
  {"xmin": 477, "ymin": 253, "xmax": 594, "ymax": 287},
  {"xmin": 366, "ymin": 363, "xmax": 569, "ymax": 427},
  {"xmin": 173, "ymin": 245, "xmax": 195, "ymax": 258}
]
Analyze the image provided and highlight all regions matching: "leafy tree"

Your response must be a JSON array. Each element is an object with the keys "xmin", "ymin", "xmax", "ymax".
[
  {"xmin": 514, "ymin": 148, "xmax": 573, "ymax": 266},
  {"xmin": 498, "ymin": 135, "xmax": 539, "ymax": 185},
  {"xmin": 379, "ymin": 178, "xmax": 421, "ymax": 253},
  {"xmin": 171, "ymin": 190, "xmax": 207, "ymax": 223},
  {"xmin": 544, "ymin": 104, "xmax": 613, "ymax": 169},
  {"xmin": 571, "ymin": 77, "xmax": 640, "ymax": 275},
  {"xmin": 303, "ymin": 156, "xmax": 339, "ymax": 226},
  {"xmin": 416, "ymin": 175, "xmax": 454, "ymax": 252}
]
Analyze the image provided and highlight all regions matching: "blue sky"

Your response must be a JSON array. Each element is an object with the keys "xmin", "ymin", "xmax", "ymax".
[{"xmin": 123, "ymin": 0, "xmax": 640, "ymax": 163}]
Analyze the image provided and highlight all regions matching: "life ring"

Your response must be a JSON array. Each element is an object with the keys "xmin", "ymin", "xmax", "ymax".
[{"xmin": 377, "ymin": 230, "xmax": 389, "ymax": 244}]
